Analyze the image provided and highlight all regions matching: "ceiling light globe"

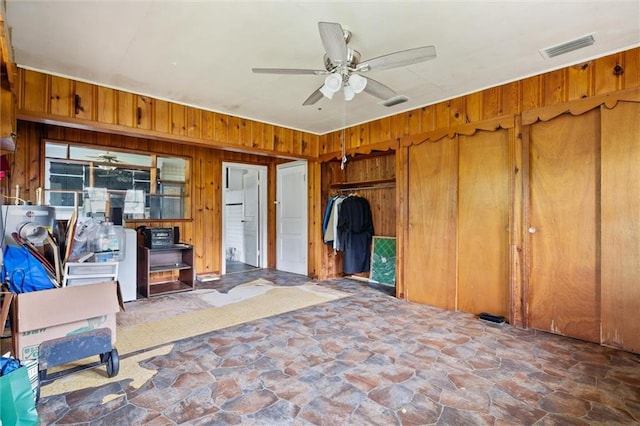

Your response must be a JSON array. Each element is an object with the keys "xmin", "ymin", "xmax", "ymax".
[
  {"xmin": 320, "ymin": 85, "xmax": 335, "ymax": 99},
  {"xmin": 320, "ymin": 73, "xmax": 343, "ymax": 99},
  {"xmin": 343, "ymin": 85, "xmax": 356, "ymax": 101},
  {"xmin": 324, "ymin": 74, "xmax": 343, "ymax": 92},
  {"xmin": 349, "ymin": 74, "xmax": 367, "ymax": 94}
]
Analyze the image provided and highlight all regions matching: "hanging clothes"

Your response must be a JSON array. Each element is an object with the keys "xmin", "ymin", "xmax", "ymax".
[
  {"xmin": 337, "ymin": 195, "xmax": 374, "ymax": 274},
  {"xmin": 323, "ymin": 194, "xmax": 347, "ymax": 249},
  {"xmin": 332, "ymin": 196, "xmax": 346, "ymax": 251},
  {"xmin": 322, "ymin": 195, "xmax": 336, "ymax": 238}
]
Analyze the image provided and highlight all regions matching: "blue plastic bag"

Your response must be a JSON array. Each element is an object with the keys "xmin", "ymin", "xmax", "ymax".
[
  {"xmin": 0, "ymin": 357, "xmax": 20, "ymax": 376},
  {"xmin": 2, "ymin": 245, "xmax": 56, "ymax": 293}
]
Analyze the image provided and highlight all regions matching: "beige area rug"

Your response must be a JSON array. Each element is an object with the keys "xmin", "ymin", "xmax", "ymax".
[{"xmin": 41, "ymin": 279, "xmax": 349, "ymax": 398}]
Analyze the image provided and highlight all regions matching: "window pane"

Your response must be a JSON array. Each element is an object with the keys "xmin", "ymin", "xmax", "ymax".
[
  {"xmin": 45, "ymin": 142, "xmax": 68, "ymax": 159},
  {"xmin": 149, "ymin": 195, "xmax": 183, "ymax": 219},
  {"xmin": 158, "ymin": 157, "xmax": 186, "ymax": 182},
  {"xmin": 49, "ymin": 162, "xmax": 85, "ymax": 175},
  {"xmin": 45, "ymin": 141, "xmax": 188, "ymax": 220}
]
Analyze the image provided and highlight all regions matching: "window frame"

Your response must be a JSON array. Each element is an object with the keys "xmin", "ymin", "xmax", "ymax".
[{"xmin": 42, "ymin": 140, "xmax": 191, "ymax": 222}]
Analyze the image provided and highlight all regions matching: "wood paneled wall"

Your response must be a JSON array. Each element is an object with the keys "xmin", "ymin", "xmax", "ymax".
[
  {"xmin": 16, "ymin": 69, "xmax": 319, "ymax": 160},
  {"xmin": 600, "ymin": 102, "xmax": 640, "ymax": 353},
  {"xmin": 10, "ymin": 121, "xmax": 286, "ymax": 277}
]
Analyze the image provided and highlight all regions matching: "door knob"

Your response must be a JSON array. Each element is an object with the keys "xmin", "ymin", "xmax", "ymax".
[{"xmin": 528, "ymin": 226, "xmax": 537, "ymax": 234}]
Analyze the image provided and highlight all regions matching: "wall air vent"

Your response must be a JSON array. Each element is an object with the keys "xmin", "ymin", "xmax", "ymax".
[
  {"xmin": 380, "ymin": 95, "xmax": 409, "ymax": 107},
  {"xmin": 539, "ymin": 33, "xmax": 598, "ymax": 59}
]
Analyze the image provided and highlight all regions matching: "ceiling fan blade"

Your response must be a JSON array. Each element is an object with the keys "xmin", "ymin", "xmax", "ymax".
[
  {"xmin": 252, "ymin": 68, "xmax": 326, "ymax": 75},
  {"xmin": 302, "ymin": 87, "xmax": 324, "ymax": 106},
  {"xmin": 358, "ymin": 46, "xmax": 437, "ymax": 72},
  {"xmin": 318, "ymin": 22, "xmax": 348, "ymax": 64},
  {"xmin": 362, "ymin": 77, "xmax": 397, "ymax": 100}
]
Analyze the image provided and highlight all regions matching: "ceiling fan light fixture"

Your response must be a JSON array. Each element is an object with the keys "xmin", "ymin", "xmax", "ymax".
[
  {"xmin": 343, "ymin": 84, "xmax": 356, "ymax": 101},
  {"xmin": 319, "ymin": 86, "xmax": 335, "ymax": 99},
  {"xmin": 320, "ymin": 73, "xmax": 342, "ymax": 99},
  {"xmin": 320, "ymin": 74, "xmax": 342, "ymax": 99},
  {"xmin": 348, "ymin": 74, "xmax": 367, "ymax": 94}
]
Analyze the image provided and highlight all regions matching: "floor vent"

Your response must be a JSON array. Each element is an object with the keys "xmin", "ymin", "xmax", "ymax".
[{"xmin": 539, "ymin": 33, "xmax": 598, "ymax": 59}]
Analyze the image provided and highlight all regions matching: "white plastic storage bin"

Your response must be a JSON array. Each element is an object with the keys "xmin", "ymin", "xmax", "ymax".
[{"xmin": 63, "ymin": 262, "xmax": 119, "ymax": 287}]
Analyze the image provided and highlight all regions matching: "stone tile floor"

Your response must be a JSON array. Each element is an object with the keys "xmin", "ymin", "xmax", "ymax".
[{"xmin": 37, "ymin": 269, "xmax": 639, "ymax": 425}]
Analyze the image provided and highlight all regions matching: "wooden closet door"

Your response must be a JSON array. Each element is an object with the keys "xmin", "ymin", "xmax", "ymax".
[
  {"xmin": 527, "ymin": 110, "xmax": 600, "ymax": 343},
  {"xmin": 405, "ymin": 137, "xmax": 457, "ymax": 309},
  {"xmin": 458, "ymin": 130, "xmax": 510, "ymax": 318},
  {"xmin": 601, "ymin": 102, "xmax": 640, "ymax": 353}
]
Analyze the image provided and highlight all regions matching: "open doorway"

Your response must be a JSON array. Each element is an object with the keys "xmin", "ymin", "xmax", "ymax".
[{"xmin": 221, "ymin": 163, "xmax": 268, "ymax": 275}]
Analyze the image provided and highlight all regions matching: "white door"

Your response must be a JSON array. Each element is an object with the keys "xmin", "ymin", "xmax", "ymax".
[
  {"xmin": 276, "ymin": 161, "xmax": 308, "ymax": 275},
  {"xmin": 242, "ymin": 170, "xmax": 259, "ymax": 267}
]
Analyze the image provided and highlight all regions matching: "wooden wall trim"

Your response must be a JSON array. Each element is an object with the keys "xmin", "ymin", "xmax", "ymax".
[
  {"xmin": 307, "ymin": 161, "xmax": 323, "ymax": 279},
  {"xmin": 319, "ymin": 116, "xmax": 516, "ymax": 160},
  {"xmin": 395, "ymin": 147, "xmax": 409, "ymax": 299},
  {"xmin": 17, "ymin": 109, "xmax": 315, "ymax": 161},
  {"xmin": 318, "ymin": 139, "xmax": 398, "ymax": 163},
  {"xmin": 522, "ymin": 86, "xmax": 640, "ymax": 125},
  {"xmin": 520, "ymin": 123, "xmax": 532, "ymax": 330},
  {"xmin": 509, "ymin": 116, "xmax": 525, "ymax": 328},
  {"xmin": 318, "ymin": 84, "xmax": 639, "ymax": 159},
  {"xmin": 401, "ymin": 115, "xmax": 516, "ymax": 148}
]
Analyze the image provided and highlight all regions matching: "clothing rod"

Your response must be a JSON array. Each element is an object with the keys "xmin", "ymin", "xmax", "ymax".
[{"xmin": 336, "ymin": 183, "xmax": 396, "ymax": 192}]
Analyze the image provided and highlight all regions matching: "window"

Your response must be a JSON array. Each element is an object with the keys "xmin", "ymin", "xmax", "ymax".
[{"xmin": 44, "ymin": 141, "xmax": 189, "ymax": 221}]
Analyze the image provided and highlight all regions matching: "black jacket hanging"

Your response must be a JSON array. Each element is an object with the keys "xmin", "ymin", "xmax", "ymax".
[{"xmin": 337, "ymin": 196, "xmax": 374, "ymax": 274}]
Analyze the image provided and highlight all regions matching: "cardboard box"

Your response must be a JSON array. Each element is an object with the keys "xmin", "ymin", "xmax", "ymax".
[{"xmin": 11, "ymin": 281, "xmax": 121, "ymax": 360}]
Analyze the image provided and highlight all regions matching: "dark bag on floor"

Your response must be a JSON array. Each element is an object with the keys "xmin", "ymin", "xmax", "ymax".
[{"xmin": 0, "ymin": 364, "xmax": 39, "ymax": 425}]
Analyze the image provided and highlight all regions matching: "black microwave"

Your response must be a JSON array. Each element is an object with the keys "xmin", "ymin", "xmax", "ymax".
[{"xmin": 142, "ymin": 227, "xmax": 174, "ymax": 249}]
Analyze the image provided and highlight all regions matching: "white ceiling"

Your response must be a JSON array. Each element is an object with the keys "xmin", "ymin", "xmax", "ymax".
[{"xmin": 5, "ymin": 1, "xmax": 640, "ymax": 135}]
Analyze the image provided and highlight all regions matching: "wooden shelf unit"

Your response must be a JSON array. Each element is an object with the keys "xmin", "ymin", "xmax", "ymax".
[{"xmin": 137, "ymin": 244, "xmax": 194, "ymax": 297}]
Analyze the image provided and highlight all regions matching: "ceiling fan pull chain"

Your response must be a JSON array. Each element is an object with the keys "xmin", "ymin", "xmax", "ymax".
[{"xmin": 341, "ymin": 98, "xmax": 347, "ymax": 170}]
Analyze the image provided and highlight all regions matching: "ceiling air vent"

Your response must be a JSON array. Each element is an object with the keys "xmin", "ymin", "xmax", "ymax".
[
  {"xmin": 380, "ymin": 95, "xmax": 409, "ymax": 107},
  {"xmin": 539, "ymin": 33, "xmax": 598, "ymax": 59}
]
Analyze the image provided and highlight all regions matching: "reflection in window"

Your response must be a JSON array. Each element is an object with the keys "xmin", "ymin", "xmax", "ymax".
[{"xmin": 44, "ymin": 142, "xmax": 189, "ymax": 221}]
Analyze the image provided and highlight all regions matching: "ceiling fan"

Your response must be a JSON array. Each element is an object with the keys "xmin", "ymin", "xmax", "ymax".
[
  {"xmin": 88, "ymin": 153, "xmax": 123, "ymax": 171},
  {"xmin": 252, "ymin": 21, "xmax": 437, "ymax": 105},
  {"xmin": 89, "ymin": 153, "xmax": 121, "ymax": 163}
]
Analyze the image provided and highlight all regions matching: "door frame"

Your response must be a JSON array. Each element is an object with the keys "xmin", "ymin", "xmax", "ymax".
[{"xmin": 221, "ymin": 162, "xmax": 268, "ymax": 275}]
